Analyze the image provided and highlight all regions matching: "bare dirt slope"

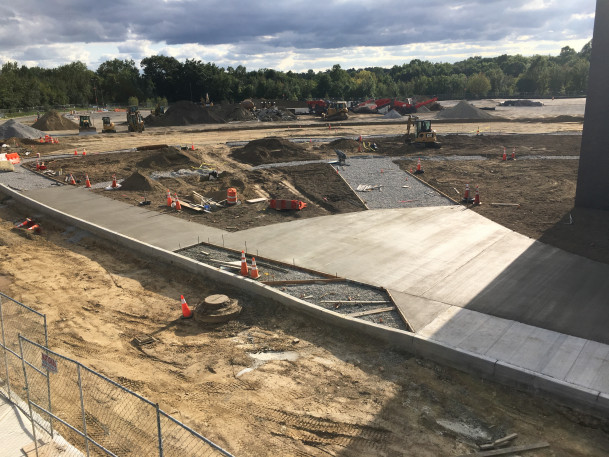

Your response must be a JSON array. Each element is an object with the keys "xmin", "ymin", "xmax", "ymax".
[{"xmin": 1, "ymin": 202, "xmax": 608, "ymax": 457}]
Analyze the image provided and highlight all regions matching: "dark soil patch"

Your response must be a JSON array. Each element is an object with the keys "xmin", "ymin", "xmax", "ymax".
[
  {"xmin": 145, "ymin": 100, "xmax": 227, "ymax": 127},
  {"xmin": 135, "ymin": 147, "xmax": 201, "ymax": 170},
  {"xmin": 231, "ymin": 137, "xmax": 320, "ymax": 165},
  {"xmin": 120, "ymin": 171, "xmax": 156, "ymax": 191}
]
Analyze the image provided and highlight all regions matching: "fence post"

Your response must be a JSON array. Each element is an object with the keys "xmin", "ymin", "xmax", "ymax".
[
  {"xmin": 77, "ymin": 365, "xmax": 90, "ymax": 457},
  {"xmin": 43, "ymin": 315, "xmax": 53, "ymax": 438},
  {"xmin": 156, "ymin": 403, "xmax": 164, "ymax": 457},
  {"xmin": 19, "ymin": 336, "xmax": 40, "ymax": 457},
  {"xmin": 0, "ymin": 296, "xmax": 12, "ymax": 402}
]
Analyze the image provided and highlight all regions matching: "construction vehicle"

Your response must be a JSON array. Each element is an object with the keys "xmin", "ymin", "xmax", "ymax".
[
  {"xmin": 405, "ymin": 115, "xmax": 441, "ymax": 148},
  {"xmin": 127, "ymin": 106, "xmax": 145, "ymax": 132},
  {"xmin": 78, "ymin": 115, "xmax": 97, "ymax": 135},
  {"xmin": 101, "ymin": 116, "xmax": 116, "ymax": 133},
  {"xmin": 322, "ymin": 101, "xmax": 349, "ymax": 121}
]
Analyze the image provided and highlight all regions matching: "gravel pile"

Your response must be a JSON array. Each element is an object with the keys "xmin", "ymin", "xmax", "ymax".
[
  {"xmin": 0, "ymin": 119, "xmax": 47, "ymax": 139},
  {"xmin": 436, "ymin": 100, "xmax": 496, "ymax": 120},
  {"xmin": 178, "ymin": 243, "xmax": 407, "ymax": 330},
  {"xmin": 383, "ymin": 110, "xmax": 402, "ymax": 119},
  {"xmin": 338, "ymin": 157, "xmax": 454, "ymax": 209}
]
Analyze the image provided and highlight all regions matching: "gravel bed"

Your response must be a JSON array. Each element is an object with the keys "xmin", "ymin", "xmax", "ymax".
[
  {"xmin": 0, "ymin": 164, "xmax": 59, "ymax": 191},
  {"xmin": 178, "ymin": 243, "xmax": 407, "ymax": 330},
  {"xmin": 338, "ymin": 157, "xmax": 454, "ymax": 209}
]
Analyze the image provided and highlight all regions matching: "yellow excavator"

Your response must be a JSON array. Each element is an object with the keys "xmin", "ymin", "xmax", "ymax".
[
  {"xmin": 322, "ymin": 101, "xmax": 349, "ymax": 121},
  {"xmin": 405, "ymin": 115, "xmax": 441, "ymax": 148},
  {"xmin": 101, "ymin": 116, "xmax": 116, "ymax": 133},
  {"xmin": 127, "ymin": 106, "xmax": 145, "ymax": 132}
]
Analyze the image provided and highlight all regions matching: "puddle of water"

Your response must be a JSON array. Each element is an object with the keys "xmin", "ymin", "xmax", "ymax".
[{"xmin": 236, "ymin": 351, "xmax": 300, "ymax": 378}]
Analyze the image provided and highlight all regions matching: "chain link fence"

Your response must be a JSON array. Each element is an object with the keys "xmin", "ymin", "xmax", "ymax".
[{"xmin": 0, "ymin": 293, "xmax": 235, "ymax": 457}]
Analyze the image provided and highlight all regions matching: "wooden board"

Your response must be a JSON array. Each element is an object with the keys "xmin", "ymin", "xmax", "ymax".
[
  {"xmin": 178, "ymin": 200, "xmax": 203, "ymax": 212},
  {"xmin": 456, "ymin": 441, "xmax": 549, "ymax": 457},
  {"xmin": 349, "ymin": 306, "xmax": 395, "ymax": 318}
]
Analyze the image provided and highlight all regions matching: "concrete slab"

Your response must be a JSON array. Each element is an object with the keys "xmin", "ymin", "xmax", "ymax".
[
  {"xmin": 389, "ymin": 290, "xmax": 451, "ymax": 332},
  {"xmin": 0, "ymin": 394, "xmax": 35, "ymax": 457},
  {"xmin": 565, "ymin": 341, "xmax": 609, "ymax": 392}
]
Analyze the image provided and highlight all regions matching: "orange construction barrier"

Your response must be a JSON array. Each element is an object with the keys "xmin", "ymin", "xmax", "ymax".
[
  {"xmin": 180, "ymin": 295, "xmax": 192, "ymax": 318},
  {"xmin": 269, "ymin": 199, "xmax": 307, "ymax": 211},
  {"xmin": 5, "ymin": 153, "xmax": 20, "ymax": 164},
  {"xmin": 227, "ymin": 188, "xmax": 237, "ymax": 205},
  {"xmin": 249, "ymin": 257, "xmax": 260, "ymax": 279},
  {"xmin": 240, "ymin": 250, "xmax": 249, "ymax": 276}
]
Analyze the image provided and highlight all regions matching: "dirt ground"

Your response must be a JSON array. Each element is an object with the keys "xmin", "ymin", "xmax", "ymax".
[
  {"xmin": 3, "ymin": 109, "xmax": 609, "ymax": 455},
  {"xmin": 1, "ymin": 203, "xmax": 608, "ymax": 457}
]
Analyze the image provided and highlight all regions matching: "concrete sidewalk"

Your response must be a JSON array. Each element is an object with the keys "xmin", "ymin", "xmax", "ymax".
[
  {"xmin": 0, "ymin": 394, "xmax": 35, "ymax": 457},
  {"xmin": 16, "ymin": 185, "xmax": 609, "ymax": 407}
]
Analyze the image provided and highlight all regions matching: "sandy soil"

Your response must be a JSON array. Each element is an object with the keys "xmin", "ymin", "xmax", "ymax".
[{"xmin": 1, "ymin": 203, "xmax": 608, "ymax": 457}]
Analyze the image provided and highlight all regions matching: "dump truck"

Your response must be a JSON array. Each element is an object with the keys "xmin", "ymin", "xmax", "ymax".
[
  {"xmin": 405, "ymin": 115, "xmax": 441, "ymax": 148},
  {"xmin": 78, "ymin": 115, "xmax": 97, "ymax": 135},
  {"xmin": 127, "ymin": 106, "xmax": 145, "ymax": 132},
  {"xmin": 101, "ymin": 116, "xmax": 116, "ymax": 133}
]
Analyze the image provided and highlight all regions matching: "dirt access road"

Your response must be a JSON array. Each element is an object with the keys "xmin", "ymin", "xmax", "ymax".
[{"xmin": 1, "ymin": 203, "xmax": 608, "ymax": 457}]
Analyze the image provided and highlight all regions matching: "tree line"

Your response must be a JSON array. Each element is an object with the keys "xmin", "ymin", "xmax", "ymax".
[{"xmin": 0, "ymin": 41, "xmax": 591, "ymax": 110}]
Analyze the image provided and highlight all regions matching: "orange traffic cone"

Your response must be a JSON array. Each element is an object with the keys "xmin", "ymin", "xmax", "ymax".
[
  {"xmin": 328, "ymin": 124, "xmax": 331, "ymax": 130},
  {"xmin": 502, "ymin": 147, "xmax": 507, "ymax": 161},
  {"xmin": 249, "ymin": 257, "xmax": 260, "ymax": 279},
  {"xmin": 240, "ymin": 250, "xmax": 249, "ymax": 276},
  {"xmin": 36, "ymin": 159, "xmax": 40, "ymax": 170},
  {"xmin": 174, "ymin": 193, "xmax": 182, "ymax": 211},
  {"xmin": 180, "ymin": 295, "xmax": 192, "ymax": 318},
  {"xmin": 74, "ymin": 149, "xmax": 78, "ymax": 155},
  {"xmin": 473, "ymin": 185, "xmax": 480, "ymax": 206},
  {"xmin": 85, "ymin": 174, "xmax": 91, "ymax": 188},
  {"xmin": 511, "ymin": 147, "xmax": 516, "ymax": 160},
  {"xmin": 166, "ymin": 190, "xmax": 173, "ymax": 207},
  {"xmin": 111, "ymin": 174, "xmax": 118, "ymax": 188},
  {"xmin": 191, "ymin": 143, "xmax": 195, "ymax": 151},
  {"xmin": 414, "ymin": 158, "xmax": 424, "ymax": 174},
  {"xmin": 462, "ymin": 184, "xmax": 473, "ymax": 203},
  {"xmin": 15, "ymin": 218, "xmax": 32, "ymax": 228},
  {"xmin": 68, "ymin": 174, "xmax": 76, "ymax": 185},
  {"xmin": 82, "ymin": 148, "xmax": 87, "ymax": 156}
]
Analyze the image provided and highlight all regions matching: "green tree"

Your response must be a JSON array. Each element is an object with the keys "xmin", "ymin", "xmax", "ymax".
[{"xmin": 467, "ymin": 73, "xmax": 491, "ymax": 97}]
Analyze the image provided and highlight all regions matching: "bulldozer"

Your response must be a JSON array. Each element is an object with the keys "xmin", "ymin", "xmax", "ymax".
[
  {"xmin": 322, "ymin": 101, "xmax": 349, "ymax": 121},
  {"xmin": 405, "ymin": 115, "xmax": 441, "ymax": 148},
  {"xmin": 101, "ymin": 116, "xmax": 116, "ymax": 133},
  {"xmin": 78, "ymin": 115, "xmax": 97, "ymax": 135},
  {"xmin": 127, "ymin": 106, "xmax": 145, "ymax": 132}
]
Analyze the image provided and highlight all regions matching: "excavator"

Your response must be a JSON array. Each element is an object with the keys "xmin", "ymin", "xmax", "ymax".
[
  {"xmin": 101, "ymin": 116, "xmax": 116, "ymax": 133},
  {"xmin": 127, "ymin": 106, "xmax": 145, "ymax": 132},
  {"xmin": 322, "ymin": 101, "xmax": 349, "ymax": 121},
  {"xmin": 405, "ymin": 115, "xmax": 441, "ymax": 148},
  {"xmin": 78, "ymin": 115, "xmax": 97, "ymax": 135}
]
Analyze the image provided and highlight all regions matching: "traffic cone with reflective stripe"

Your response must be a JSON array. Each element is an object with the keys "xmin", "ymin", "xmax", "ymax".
[
  {"xmin": 173, "ymin": 193, "xmax": 182, "ymax": 211},
  {"xmin": 249, "ymin": 257, "xmax": 260, "ymax": 279},
  {"xmin": 166, "ymin": 190, "xmax": 173, "ymax": 207},
  {"xmin": 414, "ymin": 158, "xmax": 424, "ymax": 174},
  {"xmin": 473, "ymin": 185, "xmax": 480, "ymax": 206},
  {"xmin": 82, "ymin": 148, "xmax": 87, "ymax": 156},
  {"xmin": 111, "ymin": 174, "xmax": 118, "ymax": 188},
  {"xmin": 240, "ymin": 250, "xmax": 249, "ymax": 276},
  {"xmin": 36, "ymin": 159, "xmax": 40, "ymax": 170},
  {"xmin": 511, "ymin": 147, "xmax": 516, "ymax": 160},
  {"xmin": 85, "ymin": 174, "xmax": 91, "ymax": 188},
  {"xmin": 74, "ymin": 149, "xmax": 78, "ymax": 155},
  {"xmin": 502, "ymin": 147, "xmax": 507, "ymax": 161},
  {"xmin": 68, "ymin": 174, "xmax": 76, "ymax": 185},
  {"xmin": 180, "ymin": 295, "xmax": 192, "ymax": 318},
  {"xmin": 462, "ymin": 184, "xmax": 473, "ymax": 204}
]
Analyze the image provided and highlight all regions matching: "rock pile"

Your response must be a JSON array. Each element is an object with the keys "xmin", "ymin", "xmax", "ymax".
[
  {"xmin": 436, "ymin": 100, "xmax": 496, "ymax": 120},
  {"xmin": 0, "ymin": 119, "xmax": 46, "ymax": 139}
]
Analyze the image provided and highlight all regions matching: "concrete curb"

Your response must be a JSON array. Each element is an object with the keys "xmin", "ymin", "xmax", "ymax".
[{"xmin": 1, "ymin": 183, "xmax": 607, "ymax": 416}]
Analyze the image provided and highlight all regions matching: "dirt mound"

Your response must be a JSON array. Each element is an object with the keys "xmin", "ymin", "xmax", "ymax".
[
  {"xmin": 135, "ymin": 147, "xmax": 200, "ymax": 170},
  {"xmin": 231, "ymin": 137, "xmax": 318, "ymax": 166},
  {"xmin": 32, "ymin": 111, "xmax": 79, "ymax": 130},
  {"xmin": 328, "ymin": 138, "xmax": 360, "ymax": 151},
  {"xmin": 0, "ymin": 119, "xmax": 46, "ymax": 139},
  {"xmin": 256, "ymin": 108, "xmax": 297, "ymax": 122},
  {"xmin": 119, "ymin": 171, "xmax": 156, "ymax": 191},
  {"xmin": 225, "ymin": 106, "xmax": 257, "ymax": 122},
  {"xmin": 145, "ymin": 101, "xmax": 227, "ymax": 126},
  {"xmin": 436, "ymin": 100, "xmax": 496, "ymax": 120}
]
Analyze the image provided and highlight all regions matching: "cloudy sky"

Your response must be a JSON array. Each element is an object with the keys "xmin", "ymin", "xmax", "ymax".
[{"xmin": 0, "ymin": 0, "xmax": 596, "ymax": 72}]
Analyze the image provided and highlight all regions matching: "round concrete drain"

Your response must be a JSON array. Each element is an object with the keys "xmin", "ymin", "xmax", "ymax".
[{"xmin": 195, "ymin": 294, "xmax": 242, "ymax": 323}]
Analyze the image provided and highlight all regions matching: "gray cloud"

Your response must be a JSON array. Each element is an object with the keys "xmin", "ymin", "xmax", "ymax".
[{"xmin": 0, "ymin": 0, "xmax": 596, "ymax": 69}]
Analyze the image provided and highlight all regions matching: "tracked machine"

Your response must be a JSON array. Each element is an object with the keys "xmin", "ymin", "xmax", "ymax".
[
  {"xmin": 404, "ymin": 115, "xmax": 441, "ymax": 148},
  {"xmin": 78, "ymin": 115, "xmax": 97, "ymax": 135},
  {"xmin": 322, "ymin": 101, "xmax": 349, "ymax": 121}
]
